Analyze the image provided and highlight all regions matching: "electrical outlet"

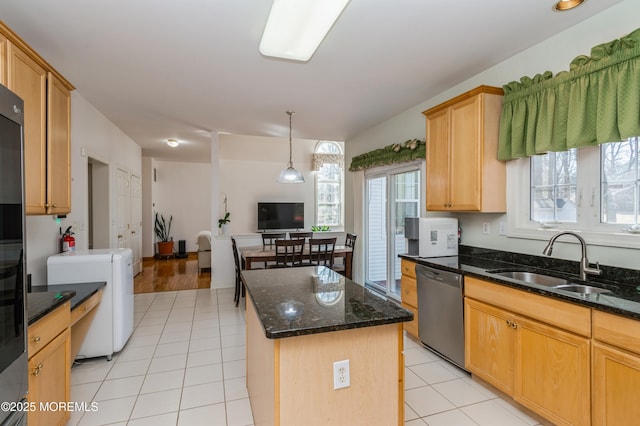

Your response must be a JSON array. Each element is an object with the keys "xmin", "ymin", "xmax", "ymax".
[
  {"xmin": 333, "ymin": 359, "xmax": 350, "ymax": 390},
  {"xmin": 482, "ymin": 222, "xmax": 490, "ymax": 235},
  {"xmin": 499, "ymin": 221, "xmax": 507, "ymax": 236}
]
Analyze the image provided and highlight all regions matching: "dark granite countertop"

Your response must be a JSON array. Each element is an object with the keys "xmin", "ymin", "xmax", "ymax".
[
  {"xmin": 400, "ymin": 246, "xmax": 640, "ymax": 321},
  {"xmin": 27, "ymin": 282, "xmax": 106, "ymax": 325},
  {"xmin": 241, "ymin": 266, "xmax": 413, "ymax": 339},
  {"xmin": 27, "ymin": 291, "xmax": 75, "ymax": 325}
]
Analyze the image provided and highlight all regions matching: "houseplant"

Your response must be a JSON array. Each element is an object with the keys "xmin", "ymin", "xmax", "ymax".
[
  {"xmin": 218, "ymin": 211, "xmax": 230, "ymax": 235},
  {"xmin": 154, "ymin": 213, "xmax": 174, "ymax": 255}
]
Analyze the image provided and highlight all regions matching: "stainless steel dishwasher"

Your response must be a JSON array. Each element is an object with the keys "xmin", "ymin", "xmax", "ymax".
[{"xmin": 416, "ymin": 264, "xmax": 466, "ymax": 371}]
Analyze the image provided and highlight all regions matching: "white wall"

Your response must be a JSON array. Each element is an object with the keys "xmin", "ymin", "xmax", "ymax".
[
  {"xmin": 345, "ymin": 0, "xmax": 640, "ymax": 271},
  {"xmin": 150, "ymin": 160, "xmax": 212, "ymax": 253},
  {"xmin": 27, "ymin": 92, "xmax": 142, "ymax": 286},
  {"xmin": 218, "ymin": 133, "xmax": 319, "ymax": 235}
]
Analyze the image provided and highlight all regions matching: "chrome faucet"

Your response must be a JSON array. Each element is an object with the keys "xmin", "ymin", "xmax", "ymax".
[{"xmin": 542, "ymin": 231, "xmax": 601, "ymax": 281}]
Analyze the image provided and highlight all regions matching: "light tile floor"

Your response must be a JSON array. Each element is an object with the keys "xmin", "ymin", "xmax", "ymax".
[{"xmin": 68, "ymin": 288, "xmax": 545, "ymax": 426}]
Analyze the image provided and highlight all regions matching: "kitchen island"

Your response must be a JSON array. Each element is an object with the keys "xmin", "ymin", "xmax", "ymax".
[{"xmin": 242, "ymin": 266, "xmax": 412, "ymax": 426}]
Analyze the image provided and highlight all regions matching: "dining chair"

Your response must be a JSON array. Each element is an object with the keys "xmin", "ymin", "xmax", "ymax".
[
  {"xmin": 262, "ymin": 232, "xmax": 286, "ymax": 249},
  {"xmin": 269, "ymin": 238, "xmax": 305, "ymax": 268},
  {"xmin": 288, "ymin": 231, "xmax": 313, "ymax": 245},
  {"xmin": 230, "ymin": 237, "xmax": 245, "ymax": 307},
  {"xmin": 307, "ymin": 237, "xmax": 337, "ymax": 267},
  {"xmin": 331, "ymin": 233, "xmax": 357, "ymax": 276}
]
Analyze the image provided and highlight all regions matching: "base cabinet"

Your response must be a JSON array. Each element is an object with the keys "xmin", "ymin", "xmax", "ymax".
[
  {"xmin": 400, "ymin": 259, "xmax": 419, "ymax": 338},
  {"xmin": 27, "ymin": 302, "xmax": 71, "ymax": 426},
  {"xmin": 465, "ymin": 278, "xmax": 591, "ymax": 426},
  {"xmin": 592, "ymin": 309, "xmax": 640, "ymax": 426}
]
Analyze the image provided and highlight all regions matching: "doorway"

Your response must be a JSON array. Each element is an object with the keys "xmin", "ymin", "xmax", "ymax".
[
  {"xmin": 364, "ymin": 165, "xmax": 421, "ymax": 300},
  {"xmin": 88, "ymin": 157, "xmax": 109, "ymax": 249}
]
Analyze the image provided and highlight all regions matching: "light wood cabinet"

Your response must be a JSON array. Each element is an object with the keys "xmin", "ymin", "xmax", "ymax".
[
  {"xmin": 0, "ymin": 33, "xmax": 7, "ymax": 85},
  {"xmin": 1, "ymin": 21, "xmax": 73, "ymax": 215},
  {"xmin": 465, "ymin": 277, "xmax": 591, "ymax": 426},
  {"xmin": 592, "ymin": 310, "xmax": 640, "ymax": 425},
  {"xmin": 28, "ymin": 301, "xmax": 71, "ymax": 426},
  {"xmin": 400, "ymin": 259, "xmax": 419, "ymax": 338},
  {"xmin": 422, "ymin": 86, "xmax": 505, "ymax": 212}
]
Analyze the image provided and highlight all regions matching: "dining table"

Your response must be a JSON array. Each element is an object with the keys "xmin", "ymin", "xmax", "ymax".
[{"xmin": 240, "ymin": 244, "xmax": 353, "ymax": 279}]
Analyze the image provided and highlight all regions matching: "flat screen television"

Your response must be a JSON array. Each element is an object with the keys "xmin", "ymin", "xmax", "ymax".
[{"xmin": 258, "ymin": 202, "xmax": 304, "ymax": 230}]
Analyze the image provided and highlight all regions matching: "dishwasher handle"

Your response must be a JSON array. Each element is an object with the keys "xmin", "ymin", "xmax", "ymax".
[{"xmin": 416, "ymin": 265, "xmax": 462, "ymax": 288}]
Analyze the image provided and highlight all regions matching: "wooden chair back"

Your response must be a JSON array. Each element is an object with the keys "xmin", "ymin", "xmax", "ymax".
[
  {"xmin": 288, "ymin": 231, "xmax": 313, "ymax": 244},
  {"xmin": 271, "ymin": 238, "xmax": 305, "ymax": 268},
  {"xmin": 262, "ymin": 232, "xmax": 286, "ymax": 249},
  {"xmin": 308, "ymin": 237, "xmax": 337, "ymax": 267}
]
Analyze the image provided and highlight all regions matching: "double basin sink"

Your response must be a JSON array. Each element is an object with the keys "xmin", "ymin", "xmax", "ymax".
[{"xmin": 486, "ymin": 270, "xmax": 612, "ymax": 296}]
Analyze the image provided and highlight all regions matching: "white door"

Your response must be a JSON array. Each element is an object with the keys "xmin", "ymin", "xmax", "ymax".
[
  {"xmin": 365, "ymin": 166, "xmax": 421, "ymax": 300},
  {"xmin": 130, "ymin": 174, "xmax": 142, "ymax": 275},
  {"xmin": 116, "ymin": 168, "xmax": 130, "ymax": 250}
]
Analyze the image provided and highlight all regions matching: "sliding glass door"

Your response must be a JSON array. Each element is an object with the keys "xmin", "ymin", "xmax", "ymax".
[{"xmin": 365, "ymin": 165, "xmax": 421, "ymax": 300}]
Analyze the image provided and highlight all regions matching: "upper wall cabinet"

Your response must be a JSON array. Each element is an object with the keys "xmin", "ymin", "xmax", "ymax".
[
  {"xmin": 1, "ymin": 21, "xmax": 73, "ymax": 215},
  {"xmin": 422, "ymin": 86, "xmax": 506, "ymax": 212}
]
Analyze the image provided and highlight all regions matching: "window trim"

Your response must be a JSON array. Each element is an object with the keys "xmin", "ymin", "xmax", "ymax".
[
  {"xmin": 507, "ymin": 149, "xmax": 640, "ymax": 249},
  {"xmin": 314, "ymin": 141, "xmax": 344, "ymax": 229}
]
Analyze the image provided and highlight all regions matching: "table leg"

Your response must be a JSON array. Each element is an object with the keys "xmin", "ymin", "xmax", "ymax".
[{"xmin": 345, "ymin": 252, "xmax": 352, "ymax": 280}]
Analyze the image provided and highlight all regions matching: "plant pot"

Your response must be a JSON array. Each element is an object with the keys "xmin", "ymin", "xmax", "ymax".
[
  {"xmin": 157, "ymin": 241, "xmax": 174, "ymax": 255},
  {"xmin": 221, "ymin": 224, "xmax": 229, "ymax": 235}
]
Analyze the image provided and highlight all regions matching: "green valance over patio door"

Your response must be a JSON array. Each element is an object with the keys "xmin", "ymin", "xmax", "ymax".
[{"xmin": 498, "ymin": 27, "xmax": 640, "ymax": 161}]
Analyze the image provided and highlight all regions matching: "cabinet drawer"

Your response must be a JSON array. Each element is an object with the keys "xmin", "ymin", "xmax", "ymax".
[
  {"xmin": 593, "ymin": 310, "xmax": 640, "ymax": 354},
  {"xmin": 70, "ymin": 289, "xmax": 102, "ymax": 326},
  {"xmin": 401, "ymin": 259, "xmax": 416, "ymax": 278},
  {"xmin": 465, "ymin": 277, "xmax": 591, "ymax": 337},
  {"xmin": 402, "ymin": 303, "xmax": 419, "ymax": 338},
  {"xmin": 28, "ymin": 301, "xmax": 70, "ymax": 358},
  {"xmin": 401, "ymin": 276, "xmax": 417, "ymax": 308}
]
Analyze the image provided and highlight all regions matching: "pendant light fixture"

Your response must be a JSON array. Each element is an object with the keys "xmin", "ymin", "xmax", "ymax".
[{"xmin": 277, "ymin": 111, "xmax": 305, "ymax": 183}]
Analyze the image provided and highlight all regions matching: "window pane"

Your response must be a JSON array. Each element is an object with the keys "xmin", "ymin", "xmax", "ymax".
[
  {"xmin": 601, "ymin": 138, "xmax": 639, "ymax": 224},
  {"xmin": 530, "ymin": 150, "xmax": 576, "ymax": 222}
]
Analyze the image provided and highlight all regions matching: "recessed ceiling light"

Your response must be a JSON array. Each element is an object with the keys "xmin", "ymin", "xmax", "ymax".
[
  {"xmin": 167, "ymin": 139, "xmax": 180, "ymax": 148},
  {"xmin": 259, "ymin": 0, "xmax": 350, "ymax": 62},
  {"xmin": 553, "ymin": 0, "xmax": 584, "ymax": 12}
]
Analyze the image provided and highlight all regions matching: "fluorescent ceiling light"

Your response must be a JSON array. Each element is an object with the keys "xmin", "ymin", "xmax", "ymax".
[
  {"xmin": 167, "ymin": 139, "xmax": 180, "ymax": 148},
  {"xmin": 260, "ymin": 0, "xmax": 350, "ymax": 62}
]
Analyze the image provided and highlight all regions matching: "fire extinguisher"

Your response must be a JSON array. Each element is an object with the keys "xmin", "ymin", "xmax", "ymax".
[{"xmin": 61, "ymin": 226, "xmax": 76, "ymax": 253}]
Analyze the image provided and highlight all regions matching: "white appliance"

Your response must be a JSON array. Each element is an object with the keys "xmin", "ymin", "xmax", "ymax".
[
  {"xmin": 47, "ymin": 248, "xmax": 134, "ymax": 360},
  {"xmin": 418, "ymin": 218, "xmax": 459, "ymax": 258}
]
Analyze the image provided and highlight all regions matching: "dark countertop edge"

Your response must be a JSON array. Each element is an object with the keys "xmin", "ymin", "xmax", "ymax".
[
  {"xmin": 27, "ymin": 291, "xmax": 75, "ymax": 325},
  {"xmin": 244, "ymin": 271, "xmax": 413, "ymax": 340},
  {"xmin": 31, "ymin": 282, "xmax": 106, "ymax": 311},
  {"xmin": 28, "ymin": 282, "xmax": 106, "ymax": 325},
  {"xmin": 263, "ymin": 316, "xmax": 412, "ymax": 339},
  {"xmin": 399, "ymin": 254, "xmax": 640, "ymax": 321}
]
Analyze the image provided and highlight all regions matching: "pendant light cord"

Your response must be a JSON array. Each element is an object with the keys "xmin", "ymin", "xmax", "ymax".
[{"xmin": 287, "ymin": 110, "xmax": 295, "ymax": 167}]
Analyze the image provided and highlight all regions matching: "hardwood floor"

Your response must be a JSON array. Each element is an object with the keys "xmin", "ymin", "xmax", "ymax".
[{"xmin": 134, "ymin": 253, "xmax": 211, "ymax": 294}]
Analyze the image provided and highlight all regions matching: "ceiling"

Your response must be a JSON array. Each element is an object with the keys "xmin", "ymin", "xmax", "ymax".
[{"xmin": 0, "ymin": 0, "xmax": 626, "ymax": 162}]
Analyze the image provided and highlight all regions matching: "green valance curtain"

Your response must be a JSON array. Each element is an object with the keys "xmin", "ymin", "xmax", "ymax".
[
  {"xmin": 498, "ymin": 27, "xmax": 640, "ymax": 160},
  {"xmin": 349, "ymin": 139, "xmax": 425, "ymax": 171}
]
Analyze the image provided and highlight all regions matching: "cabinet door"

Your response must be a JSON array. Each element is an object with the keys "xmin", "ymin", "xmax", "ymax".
[
  {"xmin": 0, "ymin": 33, "xmax": 7, "ymax": 85},
  {"xmin": 47, "ymin": 72, "xmax": 71, "ymax": 215},
  {"xmin": 425, "ymin": 107, "xmax": 450, "ymax": 210},
  {"xmin": 449, "ymin": 94, "xmax": 481, "ymax": 210},
  {"xmin": 7, "ymin": 42, "xmax": 47, "ymax": 214},
  {"xmin": 400, "ymin": 274, "xmax": 418, "ymax": 338},
  {"xmin": 515, "ymin": 316, "xmax": 590, "ymax": 426},
  {"xmin": 592, "ymin": 342, "xmax": 640, "ymax": 426},
  {"xmin": 28, "ymin": 328, "xmax": 71, "ymax": 426},
  {"xmin": 464, "ymin": 298, "xmax": 514, "ymax": 395}
]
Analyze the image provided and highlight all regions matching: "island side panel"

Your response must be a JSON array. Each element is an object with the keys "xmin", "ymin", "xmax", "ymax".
[
  {"xmin": 278, "ymin": 323, "xmax": 403, "ymax": 426},
  {"xmin": 246, "ymin": 297, "xmax": 278, "ymax": 426}
]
